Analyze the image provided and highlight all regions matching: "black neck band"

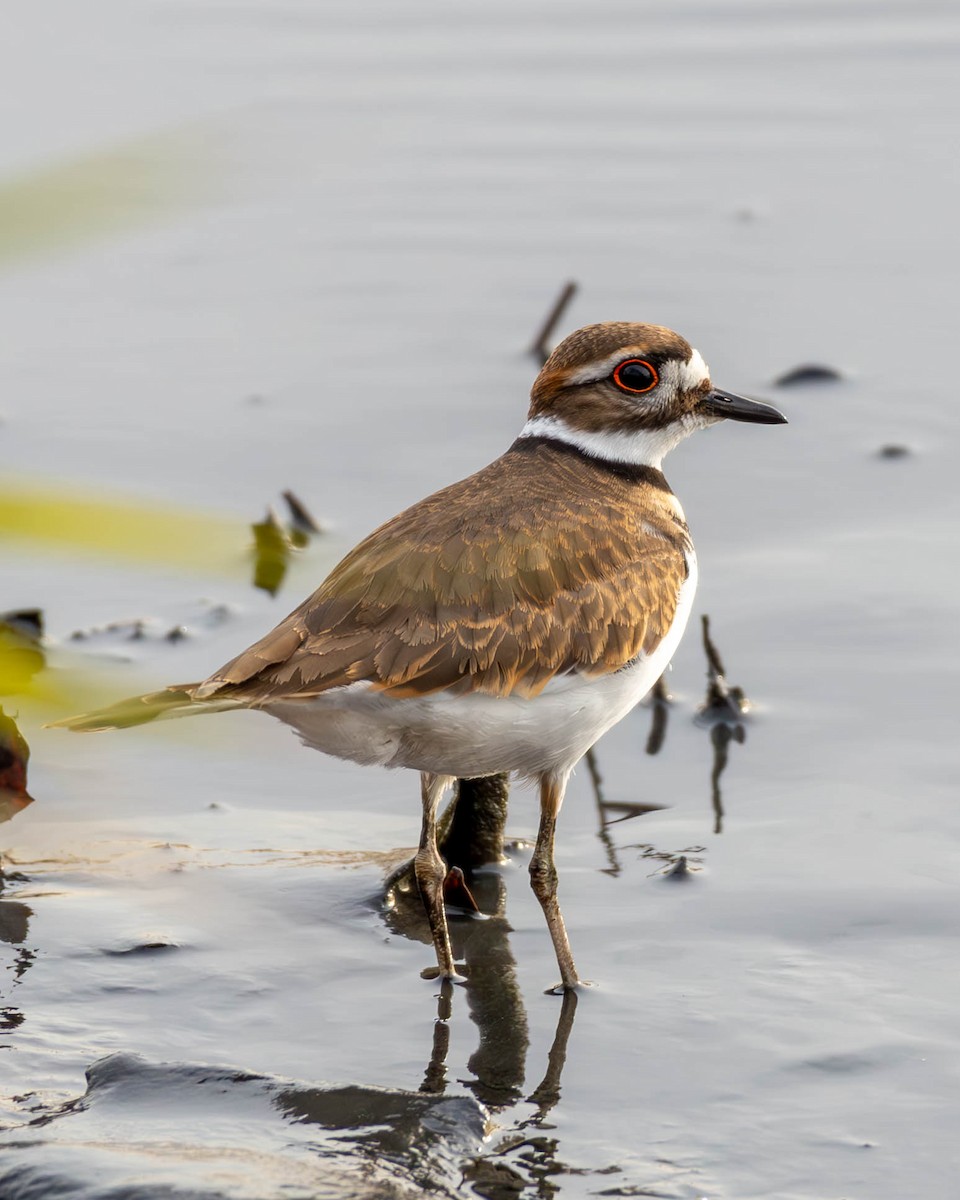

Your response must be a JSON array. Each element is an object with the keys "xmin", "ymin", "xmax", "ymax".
[{"xmin": 509, "ymin": 435, "xmax": 672, "ymax": 490}]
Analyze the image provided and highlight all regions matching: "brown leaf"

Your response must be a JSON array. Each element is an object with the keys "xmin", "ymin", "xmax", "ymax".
[{"xmin": 0, "ymin": 707, "xmax": 34, "ymax": 822}]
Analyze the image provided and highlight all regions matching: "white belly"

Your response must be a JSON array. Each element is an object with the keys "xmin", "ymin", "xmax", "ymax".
[{"xmin": 267, "ymin": 556, "xmax": 697, "ymax": 779}]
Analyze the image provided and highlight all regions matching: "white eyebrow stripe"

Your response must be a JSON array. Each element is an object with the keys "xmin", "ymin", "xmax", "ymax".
[
  {"xmin": 562, "ymin": 348, "xmax": 647, "ymax": 386},
  {"xmin": 560, "ymin": 346, "xmax": 710, "ymax": 390},
  {"xmin": 679, "ymin": 347, "xmax": 709, "ymax": 390},
  {"xmin": 656, "ymin": 349, "xmax": 710, "ymax": 397}
]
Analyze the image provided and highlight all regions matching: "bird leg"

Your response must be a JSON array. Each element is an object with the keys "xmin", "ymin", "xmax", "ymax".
[
  {"xmin": 415, "ymin": 772, "xmax": 458, "ymax": 980},
  {"xmin": 530, "ymin": 771, "xmax": 581, "ymax": 991}
]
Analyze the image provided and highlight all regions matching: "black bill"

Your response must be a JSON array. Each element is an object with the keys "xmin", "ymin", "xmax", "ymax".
[{"xmin": 702, "ymin": 388, "xmax": 787, "ymax": 425}]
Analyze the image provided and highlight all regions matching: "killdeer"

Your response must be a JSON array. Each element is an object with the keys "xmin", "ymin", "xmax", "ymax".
[{"xmin": 57, "ymin": 322, "xmax": 786, "ymax": 990}]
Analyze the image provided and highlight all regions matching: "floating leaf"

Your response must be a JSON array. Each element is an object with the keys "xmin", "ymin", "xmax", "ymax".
[
  {"xmin": 0, "ymin": 708, "xmax": 34, "ymax": 823},
  {"xmin": 251, "ymin": 508, "xmax": 293, "ymax": 596}
]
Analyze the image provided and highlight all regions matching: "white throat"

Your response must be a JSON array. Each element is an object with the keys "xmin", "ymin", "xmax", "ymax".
[{"xmin": 517, "ymin": 413, "xmax": 694, "ymax": 470}]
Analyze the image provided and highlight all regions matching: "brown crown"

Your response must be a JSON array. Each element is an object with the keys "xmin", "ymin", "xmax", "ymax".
[{"xmin": 529, "ymin": 322, "xmax": 702, "ymax": 432}]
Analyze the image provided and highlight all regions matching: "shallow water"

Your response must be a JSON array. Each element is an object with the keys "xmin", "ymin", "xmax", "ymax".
[{"xmin": 2, "ymin": 1, "xmax": 960, "ymax": 1197}]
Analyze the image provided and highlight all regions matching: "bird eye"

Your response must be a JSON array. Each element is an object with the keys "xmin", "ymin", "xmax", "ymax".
[{"xmin": 612, "ymin": 359, "xmax": 659, "ymax": 395}]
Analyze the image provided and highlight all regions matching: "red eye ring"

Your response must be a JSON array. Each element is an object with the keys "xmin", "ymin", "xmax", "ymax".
[{"xmin": 612, "ymin": 358, "xmax": 659, "ymax": 395}]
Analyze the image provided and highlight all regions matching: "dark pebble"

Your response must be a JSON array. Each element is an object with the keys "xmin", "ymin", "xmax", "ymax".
[
  {"xmin": 774, "ymin": 364, "xmax": 844, "ymax": 387},
  {"xmin": 104, "ymin": 940, "xmax": 180, "ymax": 956}
]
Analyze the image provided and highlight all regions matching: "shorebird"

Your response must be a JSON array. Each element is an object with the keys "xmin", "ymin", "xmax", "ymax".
[{"xmin": 57, "ymin": 322, "xmax": 786, "ymax": 990}]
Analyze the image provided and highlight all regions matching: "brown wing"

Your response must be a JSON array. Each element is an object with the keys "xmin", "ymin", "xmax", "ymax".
[{"xmin": 198, "ymin": 442, "xmax": 690, "ymax": 704}]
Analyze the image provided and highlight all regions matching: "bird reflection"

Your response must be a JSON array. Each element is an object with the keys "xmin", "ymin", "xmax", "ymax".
[
  {"xmin": 382, "ymin": 610, "xmax": 756, "ymax": 1154},
  {"xmin": 412, "ymin": 907, "xmax": 578, "ymax": 1126},
  {"xmin": 0, "ymin": 707, "xmax": 37, "ymax": 1042},
  {"xmin": 0, "ymin": 895, "xmax": 34, "ymax": 1042},
  {"xmin": 385, "ymin": 774, "xmax": 576, "ymax": 1123},
  {"xmin": 522, "ymin": 989, "xmax": 577, "ymax": 1126}
]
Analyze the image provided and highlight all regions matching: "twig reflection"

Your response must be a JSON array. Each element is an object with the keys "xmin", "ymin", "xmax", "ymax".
[
  {"xmin": 696, "ymin": 615, "xmax": 750, "ymax": 835},
  {"xmin": 0, "ymin": 897, "xmax": 34, "ymax": 1044},
  {"xmin": 644, "ymin": 674, "xmax": 671, "ymax": 756},
  {"xmin": 584, "ymin": 686, "xmax": 668, "ymax": 877}
]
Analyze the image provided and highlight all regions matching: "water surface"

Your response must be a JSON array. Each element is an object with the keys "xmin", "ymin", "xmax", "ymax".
[{"xmin": 2, "ymin": 2, "xmax": 959, "ymax": 1196}]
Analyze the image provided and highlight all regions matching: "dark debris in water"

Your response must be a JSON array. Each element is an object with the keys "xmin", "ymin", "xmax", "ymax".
[
  {"xmin": 0, "ymin": 611, "xmax": 43, "ymax": 641},
  {"xmin": 70, "ymin": 617, "xmax": 186, "ymax": 644},
  {"xmin": 102, "ymin": 938, "xmax": 181, "ymax": 957},
  {"xmin": 529, "ymin": 280, "xmax": 578, "ymax": 366},
  {"xmin": 282, "ymin": 488, "xmax": 326, "ymax": 535},
  {"xmin": 0, "ymin": 1007, "xmax": 25, "ymax": 1032},
  {"xmin": 876, "ymin": 443, "xmax": 911, "ymax": 459},
  {"xmin": 69, "ymin": 601, "xmax": 237, "ymax": 648},
  {"xmin": 624, "ymin": 844, "xmax": 706, "ymax": 877},
  {"xmin": 696, "ymin": 615, "xmax": 750, "ymax": 727},
  {"xmin": 773, "ymin": 362, "xmax": 844, "ymax": 387}
]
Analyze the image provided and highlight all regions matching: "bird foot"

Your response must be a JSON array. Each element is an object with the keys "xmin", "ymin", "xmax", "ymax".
[
  {"xmin": 420, "ymin": 963, "xmax": 469, "ymax": 984},
  {"xmin": 543, "ymin": 978, "xmax": 595, "ymax": 996}
]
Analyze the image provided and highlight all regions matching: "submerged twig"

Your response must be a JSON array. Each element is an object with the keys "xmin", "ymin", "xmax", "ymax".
[
  {"xmin": 383, "ymin": 773, "xmax": 510, "ymax": 902},
  {"xmin": 697, "ymin": 614, "xmax": 750, "ymax": 724},
  {"xmin": 437, "ymin": 774, "xmax": 509, "ymax": 870},
  {"xmin": 282, "ymin": 490, "xmax": 325, "ymax": 536},
  {"xmin": 529, "ymin": 281, "xmax": 578, "ymax": 365}
]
